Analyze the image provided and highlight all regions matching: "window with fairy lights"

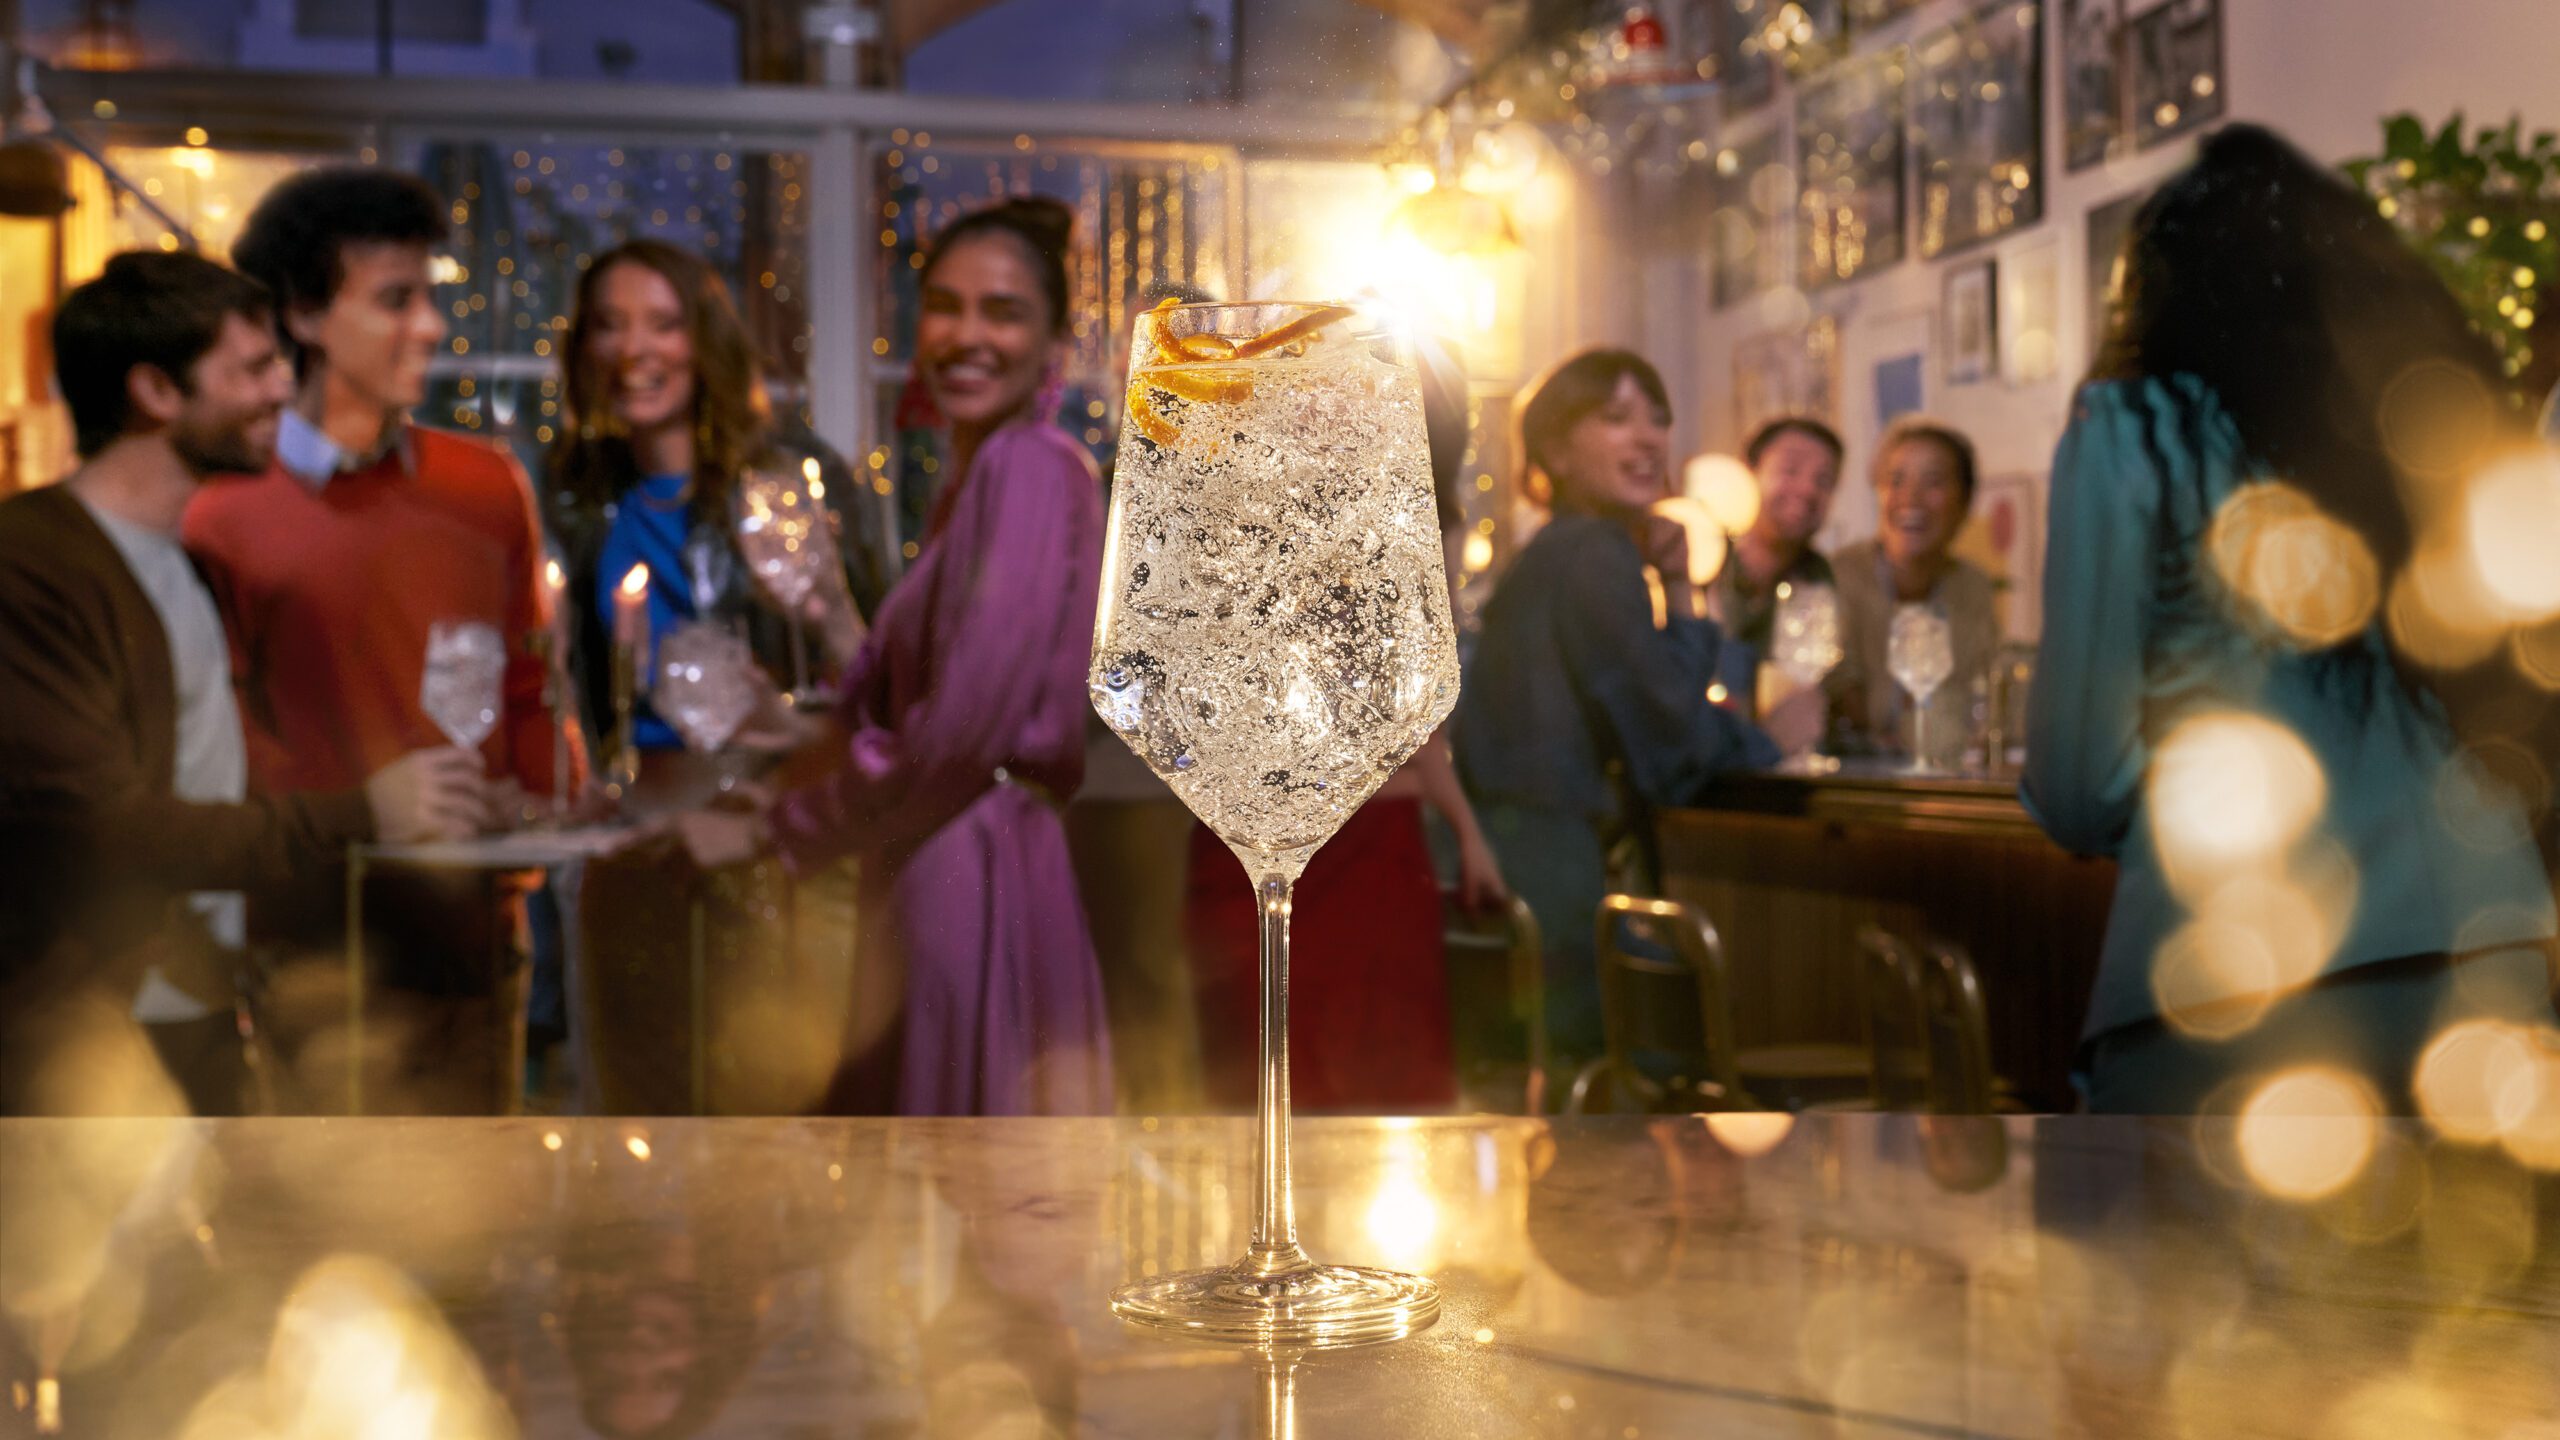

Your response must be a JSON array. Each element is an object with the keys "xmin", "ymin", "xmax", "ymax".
[{"xmin": 409, "ymin": 138, "xmax": 814, "ymax": 486}]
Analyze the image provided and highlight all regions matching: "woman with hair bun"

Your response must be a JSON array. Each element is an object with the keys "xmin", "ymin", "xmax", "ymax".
[{"xmin": 679, "ymin": 196, "xmax": 1113, "ymax": 1116}]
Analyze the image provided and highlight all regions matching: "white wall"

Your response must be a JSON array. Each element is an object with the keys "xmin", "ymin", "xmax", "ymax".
[{"xmin": 1636, "ymin": 0, "xmax": 2560, "ymax": 638}]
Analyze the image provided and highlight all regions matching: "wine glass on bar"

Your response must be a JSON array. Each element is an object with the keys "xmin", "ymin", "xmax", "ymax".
[
  {"xmin": 653, "ymin": 621, "xmax": 761, "ymax": 794},
  {"xmin": 1091, "ymin": 299, "xmax": 1458, "ymax": 1347},
  {"xmin": 1886, "ymin": 602, "xmax": 1956, "ymax": 774}
]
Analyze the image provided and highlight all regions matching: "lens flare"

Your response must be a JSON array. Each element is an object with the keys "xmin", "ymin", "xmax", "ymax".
[{"xmin": 2237, "ymin": 1068, "xmax": 2379, "ymax": 1201}]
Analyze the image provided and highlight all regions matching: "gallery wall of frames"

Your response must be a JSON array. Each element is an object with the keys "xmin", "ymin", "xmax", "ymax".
[{"xmin": 1640, "ymin": 0, "xmax": 2557, "ymax": 646}]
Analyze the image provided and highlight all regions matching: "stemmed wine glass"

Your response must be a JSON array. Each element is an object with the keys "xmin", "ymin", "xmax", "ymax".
[
  {"xmin": 652, "ymin": 621, "xmax": 761, "ymax": 793},
  {"xmin": 733, "ymin": 462, "xmax": 840, "ymax": 704},
  {"xmin": 1767, "ymin": 580, "xmax": 1843, "ymax": 762},
  {"xmin": 1886, "ymin": 602, "xmax": 1956, "ymax": 774},
  {"xmin": 1770, "ymin": 581, "xmax": 1844, "ymax": 688},
  {"xmin": 422, "ymin": 619, "xmax": 505, "ymax": 753},
  {"xmin": 1091, "ymin": 299, "xmax": 1458, "ymax": 1347}
]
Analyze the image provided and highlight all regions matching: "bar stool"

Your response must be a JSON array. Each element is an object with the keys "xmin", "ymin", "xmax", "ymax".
[
  {"xmin": 1566, "ymin": 894, "xmax": 1758, "ymax": 1114},
  {"xmin": 1442, "ymin": 887, "xmax": 1548, "ymax": 1114}
]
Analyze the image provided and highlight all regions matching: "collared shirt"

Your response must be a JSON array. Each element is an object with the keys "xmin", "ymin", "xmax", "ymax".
[{"xmin": 275, "ymin": 407, "xmax": 411, "ymax": 489}]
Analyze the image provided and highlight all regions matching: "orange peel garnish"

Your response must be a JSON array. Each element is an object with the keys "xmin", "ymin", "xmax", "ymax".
[
  {"xmin": 1145, "ymin": 366, "xmax": 1254, "ymax": 404},
  {"xmin": 1125, "ymin": 379, "xmax": 1178, "ymax": 446},
  {"xmin": 1126, "ymin": 302, "xmax": 1354, "ymax": 447},
  {"xmin": 1230, "ymin": 303, "xmax": 1354, "ymax": 359}
]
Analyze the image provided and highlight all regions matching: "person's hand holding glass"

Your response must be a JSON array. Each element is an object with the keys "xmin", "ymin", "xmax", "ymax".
[
  {"xmin": 735, "ymin": 460, "xmax": 862, "ymax": 702},
  {"xmin": 1886, "ymin": 602, "xmax": 1957, "ymax": 773},
  {"xmin": 1091, "ymin": 299, "xmax": 1456, "ymax": 1347},
  {"xmin": 1762, "ymin": 580, "xmax": 1842, "ymax": 762}
]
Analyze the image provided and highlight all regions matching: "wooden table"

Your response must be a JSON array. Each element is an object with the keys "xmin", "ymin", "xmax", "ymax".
[
  {"xmin": 1659, "ymin": 762, "xmax": 2119, "ymax": 1110},
  {"xmin": 6, "ymin": 1115, "xmax": 2552, "ymax": 1437}
]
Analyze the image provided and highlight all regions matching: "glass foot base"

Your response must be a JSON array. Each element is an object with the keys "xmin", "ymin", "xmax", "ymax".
[{"xmin": 1112, "ymin": 1261, "xmax": 1441, "ymax": 1348}]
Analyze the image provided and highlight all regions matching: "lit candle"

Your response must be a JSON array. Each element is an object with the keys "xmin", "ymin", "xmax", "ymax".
[
  {"xmin": 802, "ymin": 454, "xmax": 826, "ymax": 503},
  {"xmin": 614, "ymin": 563, "xmax": 650, "ymax": 652},
  {"xmin": 544, "ymin": 556, "xmax": 568, "ymax": 635}
]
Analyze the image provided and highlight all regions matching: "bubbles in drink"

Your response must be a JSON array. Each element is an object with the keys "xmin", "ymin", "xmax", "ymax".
[{"xmin": 1091, "ymin": 321, "xmax": 1460, "ymax": 873}]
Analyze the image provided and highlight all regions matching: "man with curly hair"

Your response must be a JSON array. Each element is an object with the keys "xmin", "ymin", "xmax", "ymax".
[{"xmin": 184, "ymin": 166, "xmax": 582, "ymax": 1113}]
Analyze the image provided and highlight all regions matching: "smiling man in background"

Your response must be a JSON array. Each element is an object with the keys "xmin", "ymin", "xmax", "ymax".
[
  {"xmin": 0, "ymin": 251, "xmax": 484, "ymax": 1114},
  {"xmin": 184, "ymin": 166, "xmax": 582, "ymax": 1113}
]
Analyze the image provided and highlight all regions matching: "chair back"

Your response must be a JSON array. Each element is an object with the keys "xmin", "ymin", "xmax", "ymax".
[
  {"xmin": 1443, "ymin": 888, "xmax": 1548, "ymax": 1113},
  {"xmin": 1856, "ymin": 925, "xmax": 1931, "ymax": 1110},
  {"xmin": 1918, "ymin": 939, "xmax": 2000, "ymax": 1114},
  {"xmin": 1589, "ymin": 894, "xmax": 1753, "ymax": 1111}
]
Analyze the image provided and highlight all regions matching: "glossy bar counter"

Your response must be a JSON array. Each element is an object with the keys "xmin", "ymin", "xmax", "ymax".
[
  {"xmin": 1661, "ymin": 764, "xmax": 2119, "ymax": 1110},
  {"xmin": 7, "ymin": 1115, "xmax": 2555, "ymax": 1438}
]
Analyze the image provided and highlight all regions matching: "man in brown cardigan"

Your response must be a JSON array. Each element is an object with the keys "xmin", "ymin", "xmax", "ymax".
[{"xmin": 0, "ymin": 251, "xmax": 483, "ymax": 1115}]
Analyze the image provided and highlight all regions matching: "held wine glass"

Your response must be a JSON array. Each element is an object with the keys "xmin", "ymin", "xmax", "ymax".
[
  {"xmin": 733, "ymin": 461, "xmax": 839, "ymax": 703},
  {"xmin": 421, "ymin": 619, "xmax": 506, "ymax": 752},
  {"xmin": 1886, "ymin": 602, "xmax": 1957, "ymax": 774},
  {"xmin": 653, "ymin": 621, "xmax": 761, "ymax": 792},
  {"xmin": 1769, "ymin": 580, "xmax": 1844, "ymax": 689},
  {"xmin": 1091, "ymin": 299, "xmax": 1459, "ymax": 1347}
]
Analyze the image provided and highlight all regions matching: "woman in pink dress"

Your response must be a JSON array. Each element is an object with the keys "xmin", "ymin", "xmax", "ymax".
[{"xmin": 682, "ymin": 197, "xmax": 1110, "ymax": 1115}]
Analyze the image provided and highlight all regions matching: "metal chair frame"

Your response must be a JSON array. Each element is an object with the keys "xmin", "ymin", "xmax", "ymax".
[{"xmin": 1567, "ymin": 894, "xmax": 1758, "ymax": 1114}]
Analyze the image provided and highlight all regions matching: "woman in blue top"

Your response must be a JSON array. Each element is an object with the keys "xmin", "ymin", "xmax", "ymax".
[
  {"xmin": 1455, "ymin": 349, "xmax": 1783, "ymax": 1065},
  {"xmin": 2026, "ymin": 125, "xmax": 2558, "ymax": 1114},
  {"xmin": 548, "ymin": 240, "xmax": 885, "ymax": 763}
]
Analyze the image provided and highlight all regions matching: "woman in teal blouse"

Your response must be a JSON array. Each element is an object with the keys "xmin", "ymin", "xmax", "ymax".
[{"xmin": 2026, "ymin": 126, "xmax": 2557, "ymax": 1113}]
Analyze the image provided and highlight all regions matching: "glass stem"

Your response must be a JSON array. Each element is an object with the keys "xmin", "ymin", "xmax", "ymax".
[
  {"xmin": 1248, "ymin": 871, "xmax": 1308, "ymax": 1276},
  {"xmin": 1913, "ymin": 693, "xmax": 1927, "ymax": 769}
]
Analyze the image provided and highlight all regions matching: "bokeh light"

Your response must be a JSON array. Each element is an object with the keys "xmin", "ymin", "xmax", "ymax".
[
  {"xmin": 2236, "ymin": 1068, "xmax": 2379, "ymax": 1201},
  {"xmin": 1682, "ymin": 453, "xmax": 1762, "ymax": 536},
  {"xmin": 2206, "ymin": 482, "xmax": 2381, "ymax": 647},
  {"xmin": 2148, "ymin": 713, "xmax": 2327, "ymax": 895},
  {"xmin": 1701, "ymin": 1112, "xmax": 1794, "ymax": 1157},
  {"xmin": 2387, "ymin": 534, "xmax": 2511, "ymax": 669},
  {"xmin": 2459, "ymin": 447, "xmax": 2560, "ymax": 622},
  {"xmin": 2413, "ymin": 1020, "xmax": 2542, "ymax": 1143},
  {"xmin": 2378, "ymin": 359, "xmax": 2498, "ymax": 483},
  {"xmin": 1649, "ymin": 496, "xmax": 1731, "ymax": 587}
]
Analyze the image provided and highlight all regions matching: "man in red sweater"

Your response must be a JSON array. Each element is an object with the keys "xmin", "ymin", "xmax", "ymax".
[{"xmin": 185, "ymin": 166, "xmax": 583, "ymax": 1113}]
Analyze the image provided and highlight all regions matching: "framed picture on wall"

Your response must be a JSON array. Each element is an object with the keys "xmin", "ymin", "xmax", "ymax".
[
  {"xmin": 1913, "ymin": 0, "xmax": 2045, "ymax": 259},
  {"xmin": 2130, "ymin": 0, "xmax": 2224, "ymax": 148},
  {"xmin": 1999, "ymin": 235, "xmax": 2063, "ymax": 384},
  {"xmin": 1944, "ymin": 258, "xmax": 1999, "ymax": 385},
  {"xmin": 1709, "ymin": 129, "xmax": 1788, "ymax": 309},
  {"xmin": 1970, "ymin": 472, "xmax": 2045, "ymax": 640},
  {"xmin": 1718, "ymin": 0, "xmax": 1780, "ymax": 114},
  {"xmin": 1797, "ymin": 46, "xmax": 1909, "ymax": 289},
  {"xmin": 2060, "ymin": 0, "xmax": 2125, "ymax": 171}
]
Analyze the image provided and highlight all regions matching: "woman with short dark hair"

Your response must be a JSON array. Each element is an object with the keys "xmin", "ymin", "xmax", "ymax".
[{"xmin": 1453, "ymin": 348, "xmax": 1778, "ymax": 1065}]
